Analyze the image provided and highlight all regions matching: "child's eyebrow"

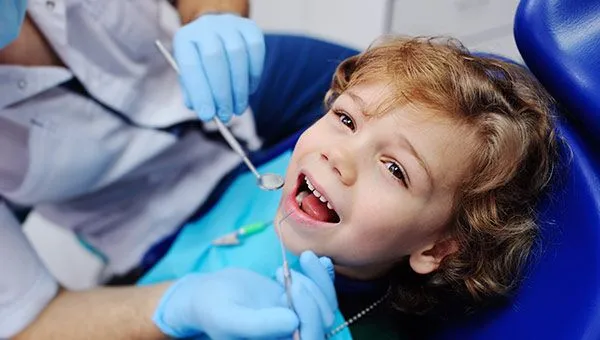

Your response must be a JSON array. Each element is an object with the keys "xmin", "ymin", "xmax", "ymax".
[
  {"xmin": 344, "ymin": 91, "xmax": 368, "ymax": 116},
  {"xmin": 395, "ymin": 130, "xmax": 434, "ymax": 187}
]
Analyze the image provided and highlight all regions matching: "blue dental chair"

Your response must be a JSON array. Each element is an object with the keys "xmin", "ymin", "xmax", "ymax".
[{"xmin": 436, "ymin": 0, "xmax": 600, "ymax": 339}]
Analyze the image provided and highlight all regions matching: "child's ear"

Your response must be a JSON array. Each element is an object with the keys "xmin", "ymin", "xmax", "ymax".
[{"xmin": 408, "ymin": 238, "xmax": 458, "ymax": 275}]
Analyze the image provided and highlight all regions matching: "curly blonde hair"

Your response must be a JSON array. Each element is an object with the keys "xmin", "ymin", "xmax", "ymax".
[{"xmin": 326, "ymin": 36, "xmax": 559, "ymax": 318}]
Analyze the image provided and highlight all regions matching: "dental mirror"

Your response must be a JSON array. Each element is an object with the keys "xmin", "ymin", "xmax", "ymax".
[
  {"xmin": 154, "ymin": 41, "xmax": 285, "ymax": 191},
  {"xmin": 258, "ymin": 173, "xmax": 285, "ymax": 191}
]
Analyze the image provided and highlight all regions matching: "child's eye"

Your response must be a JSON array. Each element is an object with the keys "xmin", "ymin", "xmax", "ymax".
[
  {"xmin": 333, "ymin": 109, "xmax": 356, "ymax": 131},
  {"xmin": 384, "ymin": 161, "xmax": 408, "ymax": 187}
]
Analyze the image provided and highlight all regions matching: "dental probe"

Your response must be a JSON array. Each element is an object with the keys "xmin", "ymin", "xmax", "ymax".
[{"xmin": 277, "ymin": 210, "xmax": 301, "ymax": 340}]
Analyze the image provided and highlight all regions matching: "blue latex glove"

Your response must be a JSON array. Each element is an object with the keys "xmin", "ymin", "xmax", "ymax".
[
  {"xmin": 153, "ymin": 269, "xmax": 299, "ymax": 339},
  {"xmin": 277, "ymin": 251, "xmax": 338, "ymax": 340},
  {"xmin": 173, "ymin": 13, "xmax": 265, "ymax": 122},
  {"xmin": 0, "ymin": 0, "xmax": 27, "ymax": 49}
]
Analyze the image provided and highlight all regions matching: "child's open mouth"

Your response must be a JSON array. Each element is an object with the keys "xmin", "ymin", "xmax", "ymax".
[{"xmin": 294, "ymin": 174, "xmax": 341, "ymax": 223}]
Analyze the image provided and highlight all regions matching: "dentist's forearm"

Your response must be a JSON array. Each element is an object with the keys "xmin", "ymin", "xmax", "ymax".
[
  {"xmin": 176, "ymin": 0, "xmax": 250, "ymax": 24},
  {"xmin": 12, "ymin": 284, "xmax": 171, "ymax": 340}
]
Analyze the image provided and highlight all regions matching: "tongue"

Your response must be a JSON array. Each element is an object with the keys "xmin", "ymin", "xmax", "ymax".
[{"xmin": 301, "ymin": 194, "xmax": 336, "ymax": 222}]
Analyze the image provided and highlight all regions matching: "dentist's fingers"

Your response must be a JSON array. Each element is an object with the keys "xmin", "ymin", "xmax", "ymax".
[
  {"xmin": 220, "ymin": 28, "xmax": 250, "ymax": 115},
  {"xmin": 173, "ymin": 30, "xmax": 216, "ymax": 121},
  {"xmin": 319, "ymin": 256, "xmax": 336, "ymax": 281},
  {"xmin": 196, "ymin": 32, "xmax": 234, "ymax": 122},
  {"xmin": 223, "ymin": 305, "xmax": 299, "ymax": 339},
  {"xmin": 238, "ymin": 21, "xmax": 265, "ymax": 94},
  {"xmin": 276, "ymin": 268, "xmax": 335, "ymax": 327},
  {"xmin": 173, "ymin": 14, "xmax": 263, "ymax": 121},
  {"xmin": 290, "ymin": 283, "xmax": 326, "ymax": 340},
  {"xmin": 300, "ymin": 251, "xmax": 337, "ymax": 310}
]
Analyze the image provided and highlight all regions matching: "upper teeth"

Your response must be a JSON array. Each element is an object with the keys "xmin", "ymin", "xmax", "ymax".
[{"xmin": 305, "ymin": 177, "xmax": 334, "ymax": 210}]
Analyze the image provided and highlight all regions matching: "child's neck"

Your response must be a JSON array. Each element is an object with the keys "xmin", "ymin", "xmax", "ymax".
[
  {"xmin": 334, "ymin": 271, "xmax": 391, "ymax": 295},
  {"xmin": 334, "ymin": 262, "xmax": 394, "ymax": 281}
]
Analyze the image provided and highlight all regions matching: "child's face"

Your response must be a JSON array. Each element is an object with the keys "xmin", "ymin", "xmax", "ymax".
[{"xmin": 276, "ymin": 83, "xmax": 477, "ymax": 279}]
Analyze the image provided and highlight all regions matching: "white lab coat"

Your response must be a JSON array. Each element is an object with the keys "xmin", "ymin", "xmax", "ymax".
[{"xmin": 0, "ymin": 0, "xmax": 259, "ymax": 336}]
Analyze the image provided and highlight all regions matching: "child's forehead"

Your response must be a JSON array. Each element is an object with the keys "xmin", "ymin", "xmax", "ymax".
[
  {"xmin": 336, "ymin": 83, "xmax": 453, "ymax": 123},
  {"xmin": 339, "ymin": 82, "xmax": 393, "ymax": 103},
  {"xmin": 335, "ymin": 83, "xmax": 400, "ymax": 115}
]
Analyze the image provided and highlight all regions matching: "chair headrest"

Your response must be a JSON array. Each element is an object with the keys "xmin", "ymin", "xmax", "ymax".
[{"xmin": 514, "ymin": 0, "xmax": 600, "ymax": 145}]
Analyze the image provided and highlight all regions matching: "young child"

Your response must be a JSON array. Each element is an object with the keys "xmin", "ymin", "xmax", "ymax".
[{"xmin": 140, "ymin": 36, "xmax": 559, "ymax": 339}]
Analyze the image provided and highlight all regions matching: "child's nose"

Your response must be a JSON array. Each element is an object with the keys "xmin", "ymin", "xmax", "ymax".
[{"xmin": 321, "ymin": 146, "xmax": 357, "ymax": 186}]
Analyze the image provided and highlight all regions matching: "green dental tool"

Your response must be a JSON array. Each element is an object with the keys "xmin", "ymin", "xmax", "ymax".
[{"xmin": 212, "ymin": 221, "xmax": 272, "ymax": 246}]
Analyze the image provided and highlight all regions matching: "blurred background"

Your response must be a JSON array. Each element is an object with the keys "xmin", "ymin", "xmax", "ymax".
[
  {"xmin": 252, "ymin": 0, "xmax": 521, "ymax": 59},
  {"xmin": 25, "ymin": 0, "xmax": 522, "ymax": 290}
]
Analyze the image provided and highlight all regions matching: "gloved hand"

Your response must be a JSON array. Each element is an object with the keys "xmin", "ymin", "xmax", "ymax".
[
  {"xmin": 277, "ymin": 251, "xmax": 338, "ymax": 340},
  {"xmin": 173, "ymin": 13, "xmax": 265, "ymax": 122},
  {"xmin": 153, "ymin": 268, "xmax": 299, "ymax": 339}
]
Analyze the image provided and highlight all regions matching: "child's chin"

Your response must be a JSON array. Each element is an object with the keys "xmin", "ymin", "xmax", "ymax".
[
  {"xmin": 284, "ymin": 234, "xmax": 330, "ymax": 258},
  {"xmin": 278, "ymin": 232, "xmax": 301, "ymax": 253},
  {"xmin": 276, "ymin": 229, "xmax": 310, "ymax": 254}
]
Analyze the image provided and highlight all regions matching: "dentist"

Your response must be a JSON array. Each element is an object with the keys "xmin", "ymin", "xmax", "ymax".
[{"xmin": 0, "ymin": 0, "xmax": 354, "ymax": 338}]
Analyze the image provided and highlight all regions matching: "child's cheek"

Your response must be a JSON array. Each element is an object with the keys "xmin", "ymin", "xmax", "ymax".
[{"xmin": 295, "ymin": 130, "xmax": 319, "ymax": 153}]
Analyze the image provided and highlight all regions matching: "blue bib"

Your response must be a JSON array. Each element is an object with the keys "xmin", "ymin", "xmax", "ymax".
[{"xmin": 139, "ymin": 151, "xmax": 351, "ymax": 340}]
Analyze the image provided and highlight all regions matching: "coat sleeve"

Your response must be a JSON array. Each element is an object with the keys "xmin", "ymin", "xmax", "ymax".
[{"xmin": 0, "ymin": 200, "xmax": 59, "ymax": 338}]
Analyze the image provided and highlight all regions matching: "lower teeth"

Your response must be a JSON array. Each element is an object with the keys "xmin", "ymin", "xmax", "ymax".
[{"xmin": 295, "ymin": 190, "xmax": 310, "ymax": 207}]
